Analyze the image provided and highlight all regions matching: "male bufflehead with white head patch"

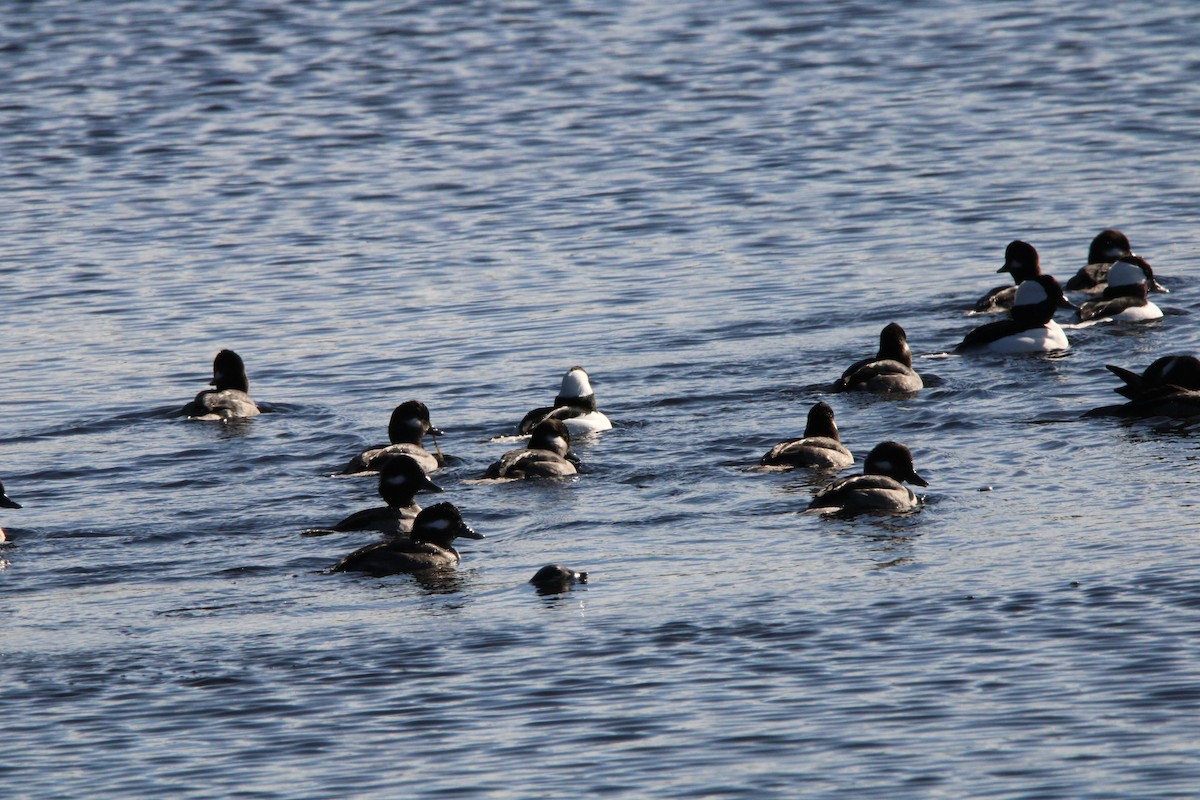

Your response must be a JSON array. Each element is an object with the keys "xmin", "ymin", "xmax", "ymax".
[
  {"xmin": 1066, "ymin": 229, "xmax": 1167, "ymax": 295},
  {"xmin": 1076, "ymin": 256, "xmax": 1163, "ymax": 323},
  {"xmin": 518, "ymin": 366, "xmax": 612, "ymax": 435},
  {"xmin": 956, "ymin": 275, "xmax": 1070, "ymax": 353}
]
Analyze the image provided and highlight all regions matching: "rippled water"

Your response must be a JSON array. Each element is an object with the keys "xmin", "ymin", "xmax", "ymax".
[{"xmin": 4, "ymin": 2, "xmax": 1200, "ymax": 797}]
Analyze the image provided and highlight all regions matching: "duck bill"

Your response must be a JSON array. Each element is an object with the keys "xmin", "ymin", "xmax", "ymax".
[
  {"xmin": 459, "ymin": 523, "xmax": 485, "ymax": 540},
  {"xmin": 422, "ymin": 475, "xmax": 444, "ymax": 493},
  {"xmin": 0, "ymin": 494, "xmax": 21, "ymax": 509},
  {"xmin": 909, "ymin": 472, "xmax": 929, "ymax": 488}
]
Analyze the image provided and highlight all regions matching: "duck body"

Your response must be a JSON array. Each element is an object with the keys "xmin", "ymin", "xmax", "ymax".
[
  {"xmin": 518, "ymin": 366, "xmax": 612, "ymax": 436},
  {"xmin": 835, "ymin": 323, "xmax": 923, "ymax": 393},
  {"xmin": 808, "ymin": 441, "xmax": 928, "ymax": 514},
  {"xmin": 1066, "ymin": 229, "xmax": 1167, "ymax": 295},
  {"xmin": 1076, "ymin": 257, "xmax": 1163, "ymax": 323},
  {"xmin": 487, "ymin": 419, "xmax": 579, "ymax": 479},
  {"xmin": 0, "ymin": 480, "xmax": 21, "ymax": 544},
  {"xmin": 180, "ymin": 349, "xmax": 260, "ymax": 419},
  {"xmin": 957, "ymin": 275, "xmax": 1070, "ymax": 353},
  {"xmin": 304, "ymin": 455, "xmax": 442, "ymax": 537},
  {"xmin": 761, "ymin": 402, "xmax": 853, "ymax": 469},
  {"xmin": 332, "ymin": 502, "xmax": 483, "ymax": 576},
  {"xmin": 530, "ymin": 564, "xmax": 589, "ymax": 593},
  {"xmin": 1085, "ymin": 356, "xmax": 1200, "ymax": 418}
]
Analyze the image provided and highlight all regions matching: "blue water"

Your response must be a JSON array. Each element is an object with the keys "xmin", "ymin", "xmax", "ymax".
[{"xmin": 3, "ymin": 2, "xmax": 1200, "ymax": 797}]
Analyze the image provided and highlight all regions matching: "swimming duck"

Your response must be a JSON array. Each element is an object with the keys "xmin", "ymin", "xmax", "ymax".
[
  {"xmin": 1084, "ymin": 355, "xmax": 1200, "ymax": 418},
  {"xmin": 331, "ymin": 502, "xmax": 483, "ymax": 576},
  {"xmin": 518, "ymin": 366, "xmax": 612, "ymax": 435},
  {"xmin": 835, "ymin": 323, "xmax": 923, "ymax": 393},
  {"xmin": 1076, "ymin": 256, "xmax": 1163, "ymax": 322},
  {"xmin": 303, "ymin": 455, "xmax": 442, "ymax": 537},
  {"xmin": 341, "ymin": 400, "xmax": 444, "ymax": 475},
  {"xmin": 1065, "ymin": 229, "xmax": 1167, "ymax": 295},
  {"xmin": 956, "ymin": 275, "xmax": 1070, "ymax": 353},
  {"xmin": 974, "ymin": 240, "xmax": 1044, "ymax": 313},
  {"xmin": 807, "ymin": 441, "xmax": 928, "ymax": 513},
  {"xmin": 760, "ymin": 401, "xmax": 854, "ymax": 469},
  {"xmin": 179, "ymin": 349, "xmax": 261, "ymax": 419},
  {"xmin": 486, "ymin": 419, "xmax": 579, "ymax": 479},
  {"xmin": 530, "ymin": 564, "xmax": 589, "ymax": 594},
  {"xmin": 0, "ymin": 479, "xmax": 22, "ymax": 544}
]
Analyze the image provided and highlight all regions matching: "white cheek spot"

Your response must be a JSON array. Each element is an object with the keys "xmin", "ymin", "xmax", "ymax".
[
  {"xmin": 1014, "ymin": 280, "xmax": 1049, "ymax": 306},
  {"xmin": 384, "ymin": 475, "xmax": 407, "ymax": 489},
  {"xmin": 874, "ymin": 459, "xmax": 893, "ymax": 473},
  {"xmin": 560, "ymin": 368, "xmax": 593, "ymax": 398},
  {"xmin": 425, "ymin": 518, "xmax": 452, "ymax": 533},
  {"xmin": 1107, "ymin": 260, "xmax": 1146, "ymax": 288}
]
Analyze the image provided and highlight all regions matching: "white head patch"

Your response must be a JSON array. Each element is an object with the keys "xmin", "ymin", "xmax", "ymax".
[
  {"xmin": 1014, "ymin": 279, "xmax": 1049, "ymax": 306},
  {"xmin": 1107, "ymin": 259, "xmax": 1146, "ymax": 288},
  {"xmin": 560, "ymin": 368, "xmax": 593, "ymax": 398}
]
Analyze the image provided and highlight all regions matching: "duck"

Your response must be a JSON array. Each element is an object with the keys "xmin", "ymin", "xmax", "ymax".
[
  {"xmin": 179, "ymin": 349, "xmax": 261, "ymax": 419},
  {"xmin": 1076, "ymin": 256, "xmax": 1163, "ymax": 322},
  {"xmin": 341, "ymin": 400, "xmax": 444, "ymax": 475},
  {"xmin": 1065, "ymin": 229, "xmax": 1167, "ymax": 295},
  {"xmin": 518, "ymin": 366, "xmax": 612, "ymax": 435},
  {"xmin": 331, "ymin": 502, "xmax": 483, "ymax": 576},
  {"xmin": 807, "ymin": 441, "xmax": 928, "ymax": 513},
  {"xmin": 0, "ymin": 479, "xmax": 22, "ymax": 544},
  {"xmin": 760, "ymin": 401, "xmax": 854, "ymax": 469},
  {"xmin": 973, "ymin": 240, "xmax": 1045, "ymax": 313},
  {"xmin": 486, "ymin": 419, "xmax": 579, "ymax": 479},
  {"xmin": 955, "ymin": 275, "xmax": 1070, "ymax": 353},
  {"xmin": 1084, "ymin": 355, "xmax": 1200, "ymax": 418},
  {"xmin": 303, "ymin": 455, "xmax": 442, "ymax": 537},
  {"xmin": 530, "ymin": 564, "xmax": 589, "ymax": 594},
  {"xmin": 834, "ymin": 323, "xmax": 923, "ymax": 393}
]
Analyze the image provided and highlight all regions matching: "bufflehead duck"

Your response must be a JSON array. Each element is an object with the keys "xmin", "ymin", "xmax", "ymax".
[
  {"xmin": 0, "ymin": 479, "xmax": 22, "ymax": 544},
  {"xmin": 807, "ymin": 441, "xmax": 928, "ymax": 514},
  {"xmin": 341, "ymin": 400, "xmax": 444, "ymax": 475},
  {"xmin": 530, "ymin": 564, "xmax": 589, "ymax": 594},
  {"xmin": 760, "ymin": 401, "xmax": 854, "ymax": 469},
  {"xmin": 179, "ymin": 349, "xmax": 261, "ymax": 419},
  {"xmin": 974, "ymin": 240, "xmax": 1044, "ymax": 313},
  {"xmin": 486, "ymin": 419, "xmax": 579, "ymax": 479},
  {"xmin": 518, "ymin": 366, "xmax": 612, "ymax": 435},
  {"xmin": 956, "ymin": 275, "xmax": 1070, "ymax": 353},
  {"xmin": 1065, "ymin": 229, "xmax": 1167, "ymax": 295},
  {"xmin": 1084, "ymin": 355, "xmax": 1200, "ymax": 418},
  {"xmin": 1076, "ymin": 256, "xmax": 1163, "ymax": 322},
  {"xmin": 331, "ymin": 502, "xmax": 483, "ymax": 576},
  {"xmin": 303, "ymin": 455, "xmax": 442, "ymax": 537},
  {"xmin": 835, "ymin": 323, "xmax": 923, "ymax": 393}
]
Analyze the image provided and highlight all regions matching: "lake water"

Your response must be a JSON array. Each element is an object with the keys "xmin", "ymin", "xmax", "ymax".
[{"xmin": 3, "ymin": 2, "xmax": 1200, "ymax": 797}]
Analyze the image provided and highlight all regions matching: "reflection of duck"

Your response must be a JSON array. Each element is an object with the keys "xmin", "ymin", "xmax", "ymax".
[
  {"xmin": 341, "ymin": 400, "xmax": 443, "ymax": 475},
  {"xmin": 486, "ymin": 420, "xmax": 579, "ymax": 479},
  {"xmin": 1076, "ymin": 256, "xmax": 1163, "ymax": 322},
  {"xmin": 530, "ymin": 564, "xmax": 588, "ymax": 594},
  {"xmin": 303, "ymin": 455, "xmax": 442, "ymax": 537},
  {"xmin": 518, "ymin": 366, "xmax": 612, "ymax": 435},
  {"xmin": 760, "ymin": 402, "xmax": 853, "ymax": 470},
  {"xmin": 835, "ymin": 323, "xmax": 922, "ymax": 393},
  {"xmin": 0, "ymin": 479, "xmax": 22, "ymax": 544},
  {"xmin": 808, "ymin": 441, "xmax": 928, "ymax": 514},
  {"xmin": 179, "ymin": 349, "xmax": 261, "ymax": 419},
  {"xmin": 1066, "ymin": 229, "xmax": 1167, "ymax": 295},
  {"xmin": 956, "ymin": 275, "xmax": 1070, "ymax": 353},
  {"xmin": 331, "ymin": 503, "xmax": 483, "ymax": 576},
  {"xmin": 1085, "ymin": 356, "xmax": 1200, "ymax": 418}
]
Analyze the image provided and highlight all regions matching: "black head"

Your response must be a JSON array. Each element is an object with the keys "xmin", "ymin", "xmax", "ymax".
[
  {"xmin": 998, "ymin": 240, "xmax": 1041, "ymax": 282},
  {"xmin": 530, "ymin": 564, "xmax": 588, "ymax": 593},
  {"xmin": 0, "ymin": 479, "xmax": 21, "ymax": 510},
  {"xmin": 410, "ymin": 502, "xmax": 483, "ymax": 548},
  {"xmin": 803, "ymin": 401, "xmax": 840, "ymax": 441},
  {"xmin": 377, "ymin": 454, "xmax": 442, "ymax": 506},
  {"xmin": 877, "ymin": 322, "xmax": 913, "ymax": 366},
  {"xmin": 1143, "ymin": 355, "xmax": 1200, "ymax": 391},
  {"xmin": 388, "ymin": 400, "xmax": 441, "ymax": 444},
  {"xmin": 529, "ymin": 419, "xmax": 571, "ymax": 457},
  {"xmin": 211, "ymin": 349, "xmax": 250, "ymax": 392},
  {"xmin": 1088, "ymin": 229, "xmax": 1132, "ymax": 264},
  {"xmin": 863, "ymin": 441, "xmax": 928, "ymax": 487}
]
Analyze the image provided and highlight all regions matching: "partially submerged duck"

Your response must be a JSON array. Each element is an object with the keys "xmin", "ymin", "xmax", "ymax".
[
  {"xmin": 530, "ymin": 564, "xmax": 589, "ymax": 594},
  {"xmin": 1085, "ymin": 355, "xmax": 1200, "ymax": 418}
]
